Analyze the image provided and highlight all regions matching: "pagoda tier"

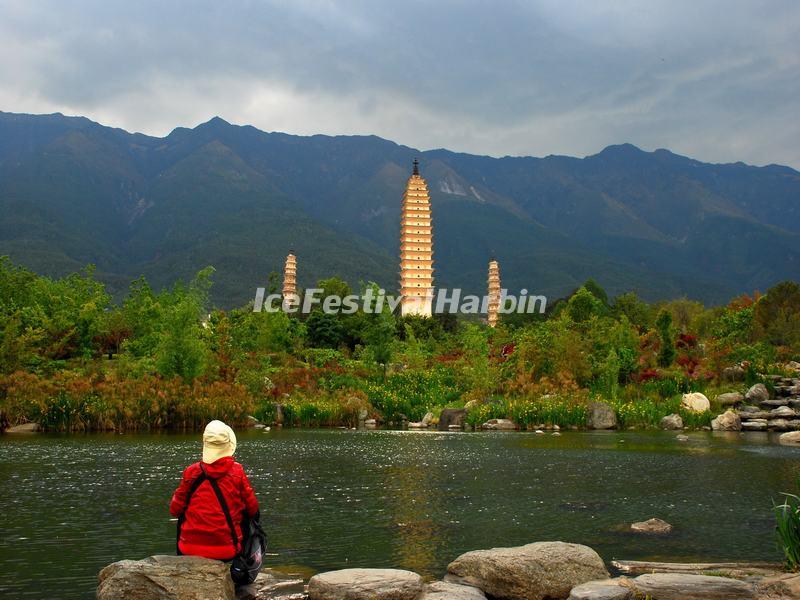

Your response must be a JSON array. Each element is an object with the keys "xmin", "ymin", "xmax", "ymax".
[
  {"xmin": 487, "ymin": 259, "xmax": 501, "ymax": 327},
  {"xmin": 399, "ymin": 160, "xmax": 434, "ymax": 316},
  {"xmin": 282, "ymin": 253, "xmax": 297, "ymax": 299}
]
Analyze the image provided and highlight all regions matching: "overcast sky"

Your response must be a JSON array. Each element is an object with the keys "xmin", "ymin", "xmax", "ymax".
[{"xmin": 2, "ymin": 0, "xmax": 799, "ymax": 167}]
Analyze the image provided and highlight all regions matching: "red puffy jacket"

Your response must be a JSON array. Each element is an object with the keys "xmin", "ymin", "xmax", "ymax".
[{"xmin": 170, "ymin": 456, "xmax": 259, "ymax": 560}]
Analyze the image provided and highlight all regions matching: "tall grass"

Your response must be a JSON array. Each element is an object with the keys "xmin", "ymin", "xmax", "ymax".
[
  {"xmin": 775, "ymin": 479, "xmax": 800, "ymax": 571},
  {"xmin": 0, "ymin": 371, "xmax": 254, "ymax": 431}
]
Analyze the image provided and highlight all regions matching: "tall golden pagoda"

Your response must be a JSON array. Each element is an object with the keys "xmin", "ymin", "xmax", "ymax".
[
  {"xmin": 282, "ymin": 253, "xmax": 297, "ymax": 300},
  {"xmin": 487, "ymin": 259, "xmax": 501, "ymax": 327},
  {"xmin": 400, "ymin": 159, "xmax": 434, "ymax": 316}
]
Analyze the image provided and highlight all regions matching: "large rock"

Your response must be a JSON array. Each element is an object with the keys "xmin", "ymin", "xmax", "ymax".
[
  {"xmin": 97, "ymin": 555, "xmax": 234, "ymax": 600},
  {"xmin": 439, "ymin": 409, "xmax": 467, "ymax": 432},
  {"xmin": 5, "ymin": 422, "xmax": 41, "ymax": 433},
  {"xmin": 587, "ymin": 402, "xmax": 617, "ymax": 430},
  {"xmin": 770, "ymin": 406, "xmax": 796, "ymax": 418},
  {"xmin": 779, "ymin": 431, "xmax": 800, "ymax": 446},
  {"xmin": 237, "ymin": 569, "xmax": 306, "ymax": 600},
  {"xmin": 741, "ymin": 420, "xmax": 768, "ymax": 431},
  {"xmin": 568, "ymin": 579, "xmax": 633, "ymax": 600},
  {"xmin": 756, "ymin": 572, "xmax": 800, "ymax": 598},
  {"xmin": 722, "ymin": 366, "xmax": 746, "ymax": 382},
  {"xmin": 745, "ymin": 384, "xmax": 770, "ymax": 404},
  {"xmin": 630, "ymin": 573, "xmax": 755, "ymax": 599},
  {"xmin": 711, "ymin": 410, "xmax": 741, "ymax": 431},
  {"xmin": 307, "ymin": 568, "xmax": 423, "ymax": 600},
  {"xmin": 422, "ymin": 412, "xmax": 434, "ymax": 426},
  {"xmin": 716, "ymin": 392, "xmax": 744, "ymax": 407},
  {"xmin": 660, "ymin": 414, "xmax": 683, "ymax": 430},
  {"xmin": 768, "ymin": 419, "xmax": 790, "ymax": 431},
  {"xmin": 630, "ymin": 518, "xmax": 673, "ymax": 534},
  {"xmin": 421, "ymin": 581, "xmax": 487, "ymax": 599},
  {"xmin": 784, "ymin": 361, "xmax": 800, "ymax": 374},
  {"xmin": 446, "ymin": 541, "xmax": 609, "ymax": 600},
  {"xmin": 481, "ymin": 419, "xmax": 517, "ymax": 431},
  {"xmin": 761, "ymin": 399, "xmax": 789, "ymax": 409},
  {"xmin": 680, "ymin": 393, "xmax": 710, "ymax": 413}
]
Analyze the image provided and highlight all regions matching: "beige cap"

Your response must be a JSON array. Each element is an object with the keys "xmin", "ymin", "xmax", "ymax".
[{"xmin": 202, "ymin": 420, "xmax": 237, "ymax": 464}]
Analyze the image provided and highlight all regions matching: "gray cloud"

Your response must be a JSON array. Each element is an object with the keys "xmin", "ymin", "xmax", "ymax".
[{"xmin": 1, "ymin": 0, "xmax": 798, "ymax": 167}]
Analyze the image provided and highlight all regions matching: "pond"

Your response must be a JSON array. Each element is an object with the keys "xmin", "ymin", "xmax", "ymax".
[{"xmin": 1, "ymin": 428, "xmax": 799, "ymax": 598}]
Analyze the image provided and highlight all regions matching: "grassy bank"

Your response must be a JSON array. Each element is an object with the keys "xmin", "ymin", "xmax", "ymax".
[{"xmin": 1, "ymin": 258, "xmax": 798, "ymax": 433}]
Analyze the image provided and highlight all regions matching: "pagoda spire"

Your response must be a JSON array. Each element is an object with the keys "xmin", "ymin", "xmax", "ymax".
[
  {"xmin": 282, "ymin": 252, "xmax": 297, "ymax": 300},
  {"xmin": 487, "ymin": 259, "xmax": 501, "ymax": 327},
  {"xmin": 399, "ymin": 160, "xmax": 434, "ymax": 316}
]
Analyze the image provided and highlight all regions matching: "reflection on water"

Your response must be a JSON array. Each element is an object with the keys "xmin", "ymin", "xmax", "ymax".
[{"xmin": 1, "ymin": 429, "xmax": 799, "ymax": 598}]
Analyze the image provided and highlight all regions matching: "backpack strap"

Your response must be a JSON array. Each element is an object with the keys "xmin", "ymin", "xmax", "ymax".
[
  {"xmin": 202, "ymin": 465, "xmax": 240, "ymax": 553},
  {"xmin": 184, "ymin": 470, "xmax": 208, "ymax": 509},
  {"xmin": 176, "ymin": 468, "xmax": 208, "ymax": 554}
]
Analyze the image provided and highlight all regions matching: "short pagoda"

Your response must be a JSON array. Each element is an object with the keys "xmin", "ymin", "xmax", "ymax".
[
  {"xmin": 487, "ymin": 259, "xmax": 501, "ymax": 327},
  {"xmin": 400, "ymin": 159, "xmax": 434, "ymax": 316},
  {"xmin": 282, "ymin": 253, "xmax": 297, "ymax": 300}
]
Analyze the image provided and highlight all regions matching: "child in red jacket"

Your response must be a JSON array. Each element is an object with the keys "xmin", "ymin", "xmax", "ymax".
[{"xmin": 170, "ymin": 420, "xmax": 259, "ymax": 560}]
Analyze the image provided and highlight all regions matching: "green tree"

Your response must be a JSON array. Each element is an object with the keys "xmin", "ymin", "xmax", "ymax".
[
  {"xmin": 583, "ymin": 278, "xmax": 609, "ymax": 308},
  {"xmin": 154, "ymin": 267, "xmax": 214, "ymax": 381},
  {"xmin": 567, "ymin": 287, "xmax": 603, "ymax": 324},
  {"xmin": 306, "ymin": 311, "xmax": 345, "ymax": 349},
  {"xmin": 754, "ymin": 281, "xmax": 800, "ymax": 349},
  {"xmin": 458, "ymin": 323, "xmax": 492, "ymax": 395},
  {"xmin": 613, "ymin": 292, "xmax": 653, "ymax": 331},
  {"xmin": 655, "ymin": 309, "xmax": 676, "ymax": 367}
]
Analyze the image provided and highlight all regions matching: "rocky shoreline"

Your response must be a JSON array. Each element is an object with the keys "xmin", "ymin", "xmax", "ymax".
[
  {"xmin": 7, "ymin": 375, "xmax": 800, "ymax": 438},
  {"xmin": 96, "ymin": 541, "xmax": 800, "ymax": 600}
]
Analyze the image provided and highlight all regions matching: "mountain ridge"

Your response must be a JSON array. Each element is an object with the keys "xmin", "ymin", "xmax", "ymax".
[{"xmin": 0, "ymin": 110, "xmax": 797, "ymax": 307}]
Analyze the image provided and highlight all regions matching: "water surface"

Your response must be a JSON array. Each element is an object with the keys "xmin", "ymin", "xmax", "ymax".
[{"xmin": 1, "ymin": 429, "xmax": 798, "ymax": 598}]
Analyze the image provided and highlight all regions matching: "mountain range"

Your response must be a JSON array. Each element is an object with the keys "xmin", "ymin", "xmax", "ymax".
[{"xmin": 0, "ymin": 110, "xmax": 798, "ymax": 307}]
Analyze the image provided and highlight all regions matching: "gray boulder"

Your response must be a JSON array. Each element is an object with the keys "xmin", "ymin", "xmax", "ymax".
[
  {"xmin": 660, "ymin": 414, "xmax": 683, "ymax": 430},
  {"xmin": 630, "ymin": 573, "xmax": 755, "ymax": 599},
  {"xmin": 421, "ymin": 581, "xmax": 486, "ymax": 600},
  {"xmin": 756, "ymin": 572, "xmax": 800, "ymax": 598},
  {"xmin": 768, "ymin": 419, "xmax": 790, "ymax": 431},
  {"xmin": 741, "ymin": 420, "xmax": 768, "ymax": 431},
  {"xmin": 587, "ymin": 402, "xmax": 617, "ymax": 430},
  {"xmin": 680, "ymin": 393, "xmax": 710, "ymax": 413},
  {"xmin": 785, "ymin": 361, "xmax": 800, "ymax": 374},
  {"xmin": 745, "ymin": 383, "xmax": 770, "ymax": 404},
  {"xmin": 770, "ymin": 405, "xmax": 796, "ymax": 418},
  {"xmin": 630, "ymin": 518, "xmax": 673, "ymax": 534},
  {"xmin": 568, "ymin": 579, "xmax": 633, "ymax": 600},
  {"xmin": 307, "ymin": 568, "xmax": 423, "ymax": 600},
  {"xmin": 761, "ymin": 398, "xmax": 789, "ymax": 408},
  {"xmin": 237, "ymin": 569, "xmax": 306, "ymax": 600},
  {"xmin": 711, "ymin": 410, "xmax": 741, "ymax": 431},
  {"xmin": 5, "ymin": 422, "xmax": 41, "ymax": 433},
  {"xmin": 481, "ymin": 418, "xmax": 517, "ymax": 431},
  {"xmin": 422, "ymin": 412, "xmax": 434, "ymax": 426},
  {"xmin": 779, "ymin": 431, "xmax": 800, "ymax": 446},
  {"xmin": 446, "ymin": 541, "xmax": 608, "ymax": 600},
  {"xmin": 716, "ymin": 392, "xmax": 744, "ymax": 407},
  {"xmin": 439, "ymin": 408, "xmax": 467, "ymax": 432},
  {"xmin": 722, "ymin": 366, "xmax": 746, "ymax": 381},
  {"xmin": 97, "ymin": 555, "xmax": 234, "ymax": 600}
]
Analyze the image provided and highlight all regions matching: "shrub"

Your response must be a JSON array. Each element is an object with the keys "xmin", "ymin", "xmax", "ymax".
[{"xmin": 775, "ymin": 478, "xmax": 800, "ymax": 571}]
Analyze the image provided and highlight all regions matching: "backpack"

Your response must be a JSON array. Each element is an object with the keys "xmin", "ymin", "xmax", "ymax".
[{"xmin": 176, "ymin": 464, "xmax": 267, "ymax": 585}]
